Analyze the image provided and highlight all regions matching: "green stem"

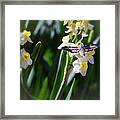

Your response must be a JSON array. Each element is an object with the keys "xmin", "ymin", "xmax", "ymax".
[
  {"xmin": 49, "ymin": 50, "xmax": 63, "ymax": 99},
  {"xmin": 66, "ymin": 78, "xmax": 75, "ymax": 100},
  {"xmin": 55, "ymin": 52, "xmax": 69, "ymax": 99}
]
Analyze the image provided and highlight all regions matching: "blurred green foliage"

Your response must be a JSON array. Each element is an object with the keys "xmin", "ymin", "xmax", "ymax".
[{"xmin": 20, "ymin": 20, "xmax": 100, "ymax": 100}]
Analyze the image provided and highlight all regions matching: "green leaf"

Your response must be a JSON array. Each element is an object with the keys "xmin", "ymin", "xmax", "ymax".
[
  {"xmin": 88, "ymin": 30, "xmax": 94, "ymax": 43},
  {"xmin": 22, "ymin": 41, "xmax": 41, "ymax": 89},
  {"xmin": 66, "ymin": 78, "xmax": 75, "ymax": 100},
  {"xmin": 30, "ymin": 63, "xmax": 43, "ymax": 97},
  {"xmin": 31, "ymin": 41, "xmax": 41, "ymax": 63},
  {"xmin": 26, "ymin": 65, "xmax": 35, "ymax": 88},
  {"xmin": 49, "ymin": 50, "xmax": 68, "ymax": 100},
  {"xmin": 43, "ymin": 48, "xmax": 54, "ymax": 66},
  {"xmin": 37, "ymin": 77, "xmax": 49, "ymax": 99},
  {"xmin": 26, "ymin": 41, "xmax": 41, "ymax": 87},
  {"xmin": 20, "ymin": 69, "xmax": 36, "ymax": 100},
  {"xmin": 55, "ymin": 51, "xmax": 69, "ymax": 99}
]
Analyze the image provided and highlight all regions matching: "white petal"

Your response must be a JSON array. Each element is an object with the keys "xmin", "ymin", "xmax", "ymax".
[
  {"xmin": 27, "ymin": 59, "xmax": 32, "ymax": 65},
  {"xmin": 20, "ymin": 60, "xmax": 28, "ymax": 69},
  {"xmin": 73, "ymin": 59, "xmax": 79, "ymax": 66},
  {"xmin": 73, "ymin": 65, "xmax": 80, "ymax": 73},
  {"xmin": 82, "ymin": 33, "xmax": 88, "ymax": 37},
  {"xmin": 75, "ymin": 52, "xmax": 87, "ymax": 61},
  {"xmin": 58, "ymin": 43, "xmax": 66, "ymax": 49},
  {"xmin": 23, "ymin": 63, "xmax": 28, "ymax": 69},
  {"xmin": 20, "ymin": 39, "xmax": 27, "ymax": 45},
  {"xmin": 67, "ymin": 69, "xmax": 76, "ymax": 85},
  {"xmin": 20, "ymin": 33, "xmax": 23, "ymax": 37},
  {"xmin": 88, "ymin": 56, "xmax": 94, "ymax": 64},
  {"xmin": 67, "ymin": 43, "xmax": 76, "ymax": 47},
  {"xmin": 62, "ymin": 35, "xmax": 69, "ymax": 42},
  {"xmin": 80, "ymin": 33, "xmax": 88, "ymax": 41},
  {"xmin": 20, "ymin": 48, "xmax": 25, "ymax": 54},
  {"xmin": 72, "ymin": 59, "xmax": 88, "ymax": 76},
  {"xmin": 74, "ymin": 53, "xmax": 82, "ymax": 59},
  {"xmin": 66, "ymin": 26, "xmax": 70, "ymax": 29},
  {"xmin": 58, "ymin": 42, "xmax": 76, "ymax": 49},
  {"xmin": 28, "ymin": 38, "xmax": 33, "ymax": 43},
  {"xmin": 88, "ymin": 24, "xmax": 94, "ymax": 30},
  {"xmin": 79, "ymin": 69, "xmax": 87, "ymax": 76},
  {"xmin": 65, "ymin": 30, "xmax": 71, "ymax": 33},
  {"xmin": 20, "ymin": 34, "xmax": 27, "ymax": 45},
  {"xmin": 79, "ymin": 48, "xmax": 85, "ymax": 56},
  {"xmin": 81, "ymin": 56, "xmax": 88, "ymax": 62}
]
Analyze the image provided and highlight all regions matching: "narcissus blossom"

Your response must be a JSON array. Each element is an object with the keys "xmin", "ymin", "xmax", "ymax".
[
  {"xmin": 20, "ymin": 48, "xmax": 32, "ymax": 69},
  {"xmin": 20, "ymin": 30, "xmax": 33, "ymax": 45},
  {"xmin": 58, "ymin": 20, "xmax": 98, "ymax": 84},
  {"xmin": 76, "ymin": 20, "xmax": 94, "ymax": 32},
  {"xmin": 73, "ymin": 59, "xmax": 88, "ymax": 76},
  {"xmin": 58, "ymin": 35, "xmax": 77, "ymax": 49}
]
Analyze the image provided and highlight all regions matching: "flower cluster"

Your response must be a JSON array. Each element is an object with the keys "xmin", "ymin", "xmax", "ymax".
[
  {"xmin": 58, "ymin": 20, "xmax": 97, "ymax": 81},
  {"xmin": 20, "ymin": 30, "xmax": 33, "ymax": 69}
]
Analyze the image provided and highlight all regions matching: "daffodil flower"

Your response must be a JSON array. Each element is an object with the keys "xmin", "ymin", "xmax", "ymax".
[
  {"xmin": 67, "ymin": 59, "xmax": 89, "ymax": 84},
  {"xmin": 73, "ymin": 59, "xmax": 88, "ymax": 76},
  {"xmin": 75, "ymin": 50, "xmax": 95, "ymax": 64},
  {"xmin": 65, "ymin": 22, "xmax": 77, "ymax": 35},
  {"xmin": 58, "ymin": 35, "xmax": 77, "ymax": 49},
  {"xmin": 20, "ymin": 48, "xmax": 32, "ymax": 69},
  {"xmin": 65, "ymin": 21, "xmax": 89, "ymax": 40},
  {"xmin": 77, "ymin": 20, "xmax": 94, "ymax": 32},
  {"xmin": 20, "ymin": 30, "xmax": 33, "ymax": 45}
]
